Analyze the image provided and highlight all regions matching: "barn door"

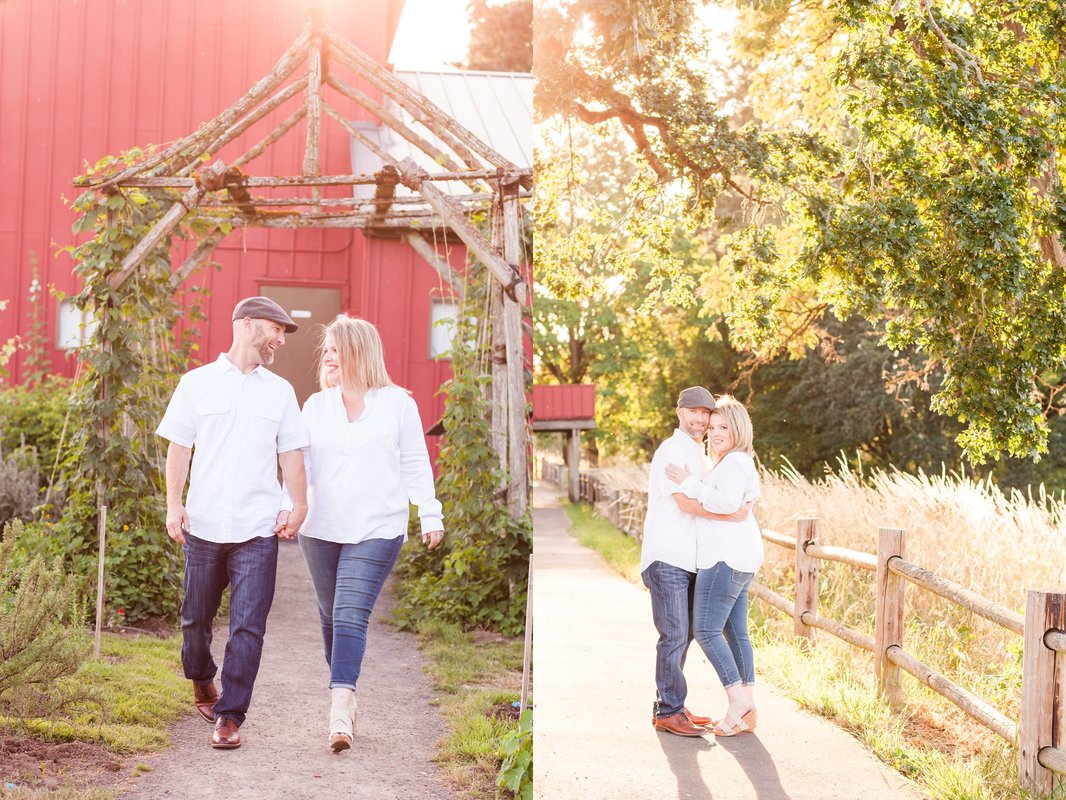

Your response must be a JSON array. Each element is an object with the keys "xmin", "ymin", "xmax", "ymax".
[{"xmin": 260, "ymin": 285, "xmax": 342, "ymax": 405}]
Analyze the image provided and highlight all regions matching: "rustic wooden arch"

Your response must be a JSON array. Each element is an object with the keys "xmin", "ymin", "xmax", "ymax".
[{"xmin": 75, "ymin": 11, "xmax": 532, "ymax": 516}]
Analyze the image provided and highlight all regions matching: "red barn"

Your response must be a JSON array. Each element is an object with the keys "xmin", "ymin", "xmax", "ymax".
[{"xmin": 0, "ymin": 0, "xmax": 532, "ymax": 463}]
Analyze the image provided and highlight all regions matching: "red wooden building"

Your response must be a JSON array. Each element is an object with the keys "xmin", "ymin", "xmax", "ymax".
[{"xmin": 0, "ymin": 0, "xmax": 531, "ymax": 463}]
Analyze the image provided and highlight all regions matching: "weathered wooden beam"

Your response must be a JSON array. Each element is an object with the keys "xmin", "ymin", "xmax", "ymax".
[
  {"xmin": 112, "ymin": 169, "xmax": 528, "ymax": 189},
  {"xmin": 875, "ymin": 527, "xmax": 907, "ymax": 707},
  {"xmin": 327, "ymin": 33, "xmax": 532, "ymax": 189},
  {"xmin": 501, "ymin": 178, "xmax": 529, "ymax": 516},
  {"xmin": 369, "ymin": 166, "xmax": 399, "ymax": 226},
  {"xmin": 108, "ymin": 180, "xmax": 209, "ymax": 289},
  {"xmin": 304, "ymin": 33, "xmax": 323, "ymax": 187},
  {"xmin": 200, "ymin": 191, "xmax": 515, "ymax": 208},
  {"xmin": 324, "ymin": 72, "xmax": 486, "ymax": 192},
  {"xmin": 171, "ymin": 229, "xmax": 226, "ymax": 288},
  {"xmin": 405, "ymin": 232, "xmax": 465, "ymax": 299},
  {"xmin": 794, "ymin": 518, "xmax": 819, "ymax": 641},
  {"xmin": 399, "ymin": 159, "xmax": 527, "ymax": 303},
  {"xmin": 176, "ymin": 77, "xmax": 308, "ymax": 178},
  {"xmin": 322, "ymin": 101, "xmax": 396, "ymax": 166},
  {"xmin": 195, "ymin": 214, "xmax": 445, "ymax": 229},
  {"xmin": 232, "ymin": 107, "xmax": 307, "ymax": 170},
  {"xmin": 84, "ymin": 28, "xmax": 312, "ymax": 188}
]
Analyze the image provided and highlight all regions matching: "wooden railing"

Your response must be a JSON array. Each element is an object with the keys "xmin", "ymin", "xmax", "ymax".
[{"xmin": 537, "ymin": 458, "xmax": 1066, "ymax": 793}]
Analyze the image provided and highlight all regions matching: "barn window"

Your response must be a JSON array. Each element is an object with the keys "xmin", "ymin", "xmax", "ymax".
[
  {"xmin": 56, "ymin": 300, "xmax": 96, "ymax": 350},
  {"xmin": 429, "ymin": 301, "xmax": 458, "ymax": 359}
]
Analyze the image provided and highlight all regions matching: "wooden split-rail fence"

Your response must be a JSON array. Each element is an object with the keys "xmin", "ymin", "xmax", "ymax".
[{"xmin": 538, "ymin": 458, "xmax": 1066, "ymax": 794}]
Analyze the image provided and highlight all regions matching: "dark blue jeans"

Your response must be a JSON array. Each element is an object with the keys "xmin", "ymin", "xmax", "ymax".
[
  {"xmin": 693, "ymin": 560, "xmax": 755, "ymax": 688},
  {"xmin": 180, "ymin": 533, "xmax": 278, "ymax": 727},
  {"xmin": 298, "ymin": 534, "xmax": 404, "ymax": 689},
  {"xmin": 641, "ymin": 560, "xmax": 697, "ymax": 718}
]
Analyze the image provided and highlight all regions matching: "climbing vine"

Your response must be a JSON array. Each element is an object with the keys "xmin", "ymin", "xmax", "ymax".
[{"xmin": 51, "ymin": 148, "xmax": 211, "ymax": 622}]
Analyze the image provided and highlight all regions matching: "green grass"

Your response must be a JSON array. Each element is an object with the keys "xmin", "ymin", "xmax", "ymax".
[
  {"xmin": 562, "ymin": 499, "xmax": 642, "ymax": 583},
  {"xmin": 415, "ymin": 620, "xmax": 526, "ymax": 800},
  {"xmin": 1, "ymin": 632, "xmax": 187, "ymax": 754}
]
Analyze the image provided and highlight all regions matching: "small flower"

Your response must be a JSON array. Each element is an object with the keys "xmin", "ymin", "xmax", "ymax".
[
  {"xmin": 122, "ymin": 524, "xmax": 129, "ymax": 531},
  {"xmin": 118, "ymin": 609, "xmax": 125, "ymax": 616}
]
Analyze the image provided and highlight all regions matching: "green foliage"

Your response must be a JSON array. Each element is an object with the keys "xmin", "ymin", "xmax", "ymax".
[
  {"xmin": 0, "ymin": 376, "xmax": 75, "ymax": 497},
  {"xmin": 52, "ymin": 149, "xmax": 211, "ymax": 622},
  {"xmin": 466, "ymin": 0, "xmax": 532, "ymax": 73},
  {"xmin": 395, "ymin": 268, "xmax": 531, "ymax": 636},
  {"xmin": 536, "ymin": 0, "xmax": 1066, "ymax": 465},
  {"xmin": 495, "ymin": 709, "xmax": 532, "ymax": 800},
  {"xmin": 0, "ymin": 450, "xmax": 40, "ymax": 528},
  {"xmin": 0, "ymin": 520, "xmax": 90, "ymax": 706}
]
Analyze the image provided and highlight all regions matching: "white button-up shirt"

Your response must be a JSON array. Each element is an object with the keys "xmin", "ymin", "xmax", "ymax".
[
  {"xmin": 640, "ymin": 429, "xmax": 710, "ymax": 574},
  {"xmin": 156, "ymin": 354, "xmax": 308, "ymax": 543},
  {"xmin": 298, "ymin": 385, "xmax": 443, "ymax": 544},
  {"xmin": 678, "ymin": 451, "xmax": 764, "ymax": 573}
]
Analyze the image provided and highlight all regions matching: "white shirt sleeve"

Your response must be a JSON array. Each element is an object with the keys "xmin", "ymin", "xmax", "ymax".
[
  {"xmin": 280, "ymin": 399, "xmax": 313, "ymax": 513},
  {"xmin": 156, "ymin": 375, "xmax": 196, "ymax": 447},
  {"xmin": 678, "ymin": 453, "xmax": 749, "ymax": 514},
  {"xmin": 277, "ymin": 384, "xmax": 310, "ymax": 453},
  {"xmin": 397, "ymin": 393, "xmax": 443, "ymax": 534}
]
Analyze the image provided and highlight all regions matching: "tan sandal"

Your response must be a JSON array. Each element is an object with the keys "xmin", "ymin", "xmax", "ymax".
[
  {"xmin": 713, "ymin": 708, "xmax": 756, "ymax": 737},
  {"xmin": 328, "ymin": 696, "xmax": 358, "ymax": 753}
]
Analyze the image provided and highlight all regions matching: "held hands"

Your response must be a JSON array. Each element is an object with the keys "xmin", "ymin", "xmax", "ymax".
[
  {"xmin": 664, "ymin": 463, "xmax": 693, "ymax": 485},
  {"xmin": 274, "ymin": 506, "xmax": 307, "ymax": 540},
  {"xmin": 422, "ymin": 529, "xmax": 445, "ymax": 550},
  {"xmin": 166, "ymin": 504, "xmax": 190, "ymax": 544}
]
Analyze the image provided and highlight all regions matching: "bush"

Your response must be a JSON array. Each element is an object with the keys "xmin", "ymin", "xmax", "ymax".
[
  {"xmin": 0, "ymin": 450, "xmax": 39, "ymax": 527},
  {"xmin": 0, "ymin": 519, "xmax": 90, "ymax": 707},
  {"xmin": 0, "ymin": 376, "xmax": 74, "ymax": 491}
]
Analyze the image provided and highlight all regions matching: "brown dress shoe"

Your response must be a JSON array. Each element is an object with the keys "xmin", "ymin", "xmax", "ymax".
[
  {"xmin": 211, "ymin": 716, "xmax": 241, "ymax": 749},
  {"xmin": 683, "ymin": 707, "xmax": 715, "ymax": 727},
  {"xmin": 654, "ymin": 711, "xmax": 708, "ymax": 737},
  {"xmin": 193, "ymin": 680, "xmax": 218, "ymax": 724}
]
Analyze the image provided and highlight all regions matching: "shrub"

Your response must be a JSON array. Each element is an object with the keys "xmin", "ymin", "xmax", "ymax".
[
  {"xmin": 496, "ymin": 708, "xmax": 532, "ymax": 800},
  {"xmin": 0, "ymin": 376, "xmax": 75, "ymax": 492},
  {"xmin": 0, "ymin": 449, "xmax": 39, "ymax": 527},
  {"xmin": 0, "ymin": 519, "xmax": 90, "ymax": 707}
]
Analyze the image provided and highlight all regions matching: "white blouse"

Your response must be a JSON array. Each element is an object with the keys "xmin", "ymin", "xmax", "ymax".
[
  {"xmin": 297, "ymin": 385, "xmax": 443, "ymax": 544},
  {"xmin": 677, "ymin": 450, "xmax": 764, "ymax": 573}
]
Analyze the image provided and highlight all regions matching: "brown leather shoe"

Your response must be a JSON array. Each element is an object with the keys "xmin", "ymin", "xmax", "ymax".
[
  {"xmin": 654, "ymin": 711, "xmax": 708, "ymax": 737},
  {"xmin": 193, "ymin": 680, "xmax": 218, "ymax": 724},
  {"xmin": 211, "ymin": 716, "xmax": 241, "ymax": 749},
  {"xmin": 683, "ymin": 707, "xmax": 715, "ymax": 728}
]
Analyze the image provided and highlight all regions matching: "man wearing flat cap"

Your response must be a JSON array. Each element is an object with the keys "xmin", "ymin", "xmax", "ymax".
[
  {"xmin": 641, "ymin": 386, "xmax": 724, "ymax": 736},
  {"xmin": 156, "ymin": 296, "xmax": 309, "ymax": 750}
]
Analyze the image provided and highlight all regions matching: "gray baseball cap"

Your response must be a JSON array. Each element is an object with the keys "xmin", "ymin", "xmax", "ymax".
[
  {"xmin": 677, "ymin": 386, "xmax": 715, "ymax": 411},
  {"xmin": 232, "ymin": 296, "xmax": 298, "ymax": 333}
]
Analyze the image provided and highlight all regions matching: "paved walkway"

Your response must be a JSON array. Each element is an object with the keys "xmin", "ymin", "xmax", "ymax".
[
  {"xmin": 532, "ymin": 482, "xmax": 924, "ymax": 800},
  {"xmin": 119, "ymin": 540, "xmax": 454, "ymax": 800}
]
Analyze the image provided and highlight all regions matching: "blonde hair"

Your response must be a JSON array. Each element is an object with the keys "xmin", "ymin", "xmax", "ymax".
[
  {"xmin": 318, "ymin": 315, "xmax": 395, "ymax": 392},
  {"xmin": 710, "ymin": 395, "xmax": 754, "ymax": 463}
]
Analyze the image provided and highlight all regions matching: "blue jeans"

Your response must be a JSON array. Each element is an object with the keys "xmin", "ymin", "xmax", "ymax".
[
  {"xmin": 642, "ymin": 560, "xmax": 697, "ymax": 718},
  {"xmin": 693, "ymin": 561, "xmax": 755, "ymax": 688},
  {"xmin": 298, "ymin": 534, "xmax": 404, "ymax": 689},
  {"xmin": 180, "ymin": 533, "xmax": 278, "ymax": 727}
]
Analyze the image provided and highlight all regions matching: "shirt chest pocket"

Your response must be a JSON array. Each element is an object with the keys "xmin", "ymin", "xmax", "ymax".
[{"xmin": 250, "ymin": 404, "xmax": 282, "ymax": 448}]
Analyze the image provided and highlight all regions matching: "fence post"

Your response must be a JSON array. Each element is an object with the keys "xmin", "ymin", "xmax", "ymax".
[
  {"xmin": 567, "ymin": 431, "xmax": 581, "ymax": 503},
  {"xmin": 1019, "ymin": 590, "xmax": 1066, "ymax": 793},
  {"xmin": 875, "ymin": 527, "xmax": 906, "ymax": 707},
  {"xmin": 794, "ymin": 518, "xmax": 819, "ymax": 640}
]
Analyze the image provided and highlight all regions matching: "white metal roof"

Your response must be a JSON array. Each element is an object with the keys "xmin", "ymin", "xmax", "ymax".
[{"xmin": 349, "ymin": 69, "xmax": 532, "ymax": 200}]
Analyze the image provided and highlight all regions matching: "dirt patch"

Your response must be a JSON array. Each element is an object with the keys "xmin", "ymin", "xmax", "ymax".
[{"xmin": 0, "ymin": 736, "xmax": 125, "ymax": 793}]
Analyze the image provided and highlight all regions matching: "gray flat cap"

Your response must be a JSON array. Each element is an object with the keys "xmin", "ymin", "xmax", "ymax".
[
  {"xmin": 232, "ymin": 296, "xmax": 298, "ymax": 333},
  {"xmin": 677, "ymin": 386, "xmax": 715, "ymax": 411}
]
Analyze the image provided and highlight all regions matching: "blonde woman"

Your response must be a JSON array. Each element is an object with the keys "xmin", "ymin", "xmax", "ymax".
[
  {"xmin": 294, "ymin": 315, "xmax": 444, "ymax": 753},
  {"xmin": 665, "ymin": 395, "xmax": 762, "ymax": 736}
]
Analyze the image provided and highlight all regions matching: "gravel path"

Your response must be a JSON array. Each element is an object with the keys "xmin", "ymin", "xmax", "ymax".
[
  {"xmin": 532, "ymin": 482, "xmax": 925, "ymax": 800},
  {"xmin": 119, "ymin": 540, "xmax": 455, "ymax": 800}
]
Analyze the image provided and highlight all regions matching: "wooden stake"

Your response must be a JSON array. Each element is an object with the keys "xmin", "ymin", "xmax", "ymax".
[
  {"xmin": 875, "ymin": 527, "xmax": 907, "ymax": 706},
  {"xmin": 794, "ymin": 517, "xmax": 819, "ymax": 641},
  {"xmin": 93, "ymin": 504, "xmax": 108, "ymax": 658},
  {"xmin": 520, "ymin": 556, "xmax": 532, "ymax": 712},
  {"xmin": 1020, "ymin": 590, "xmax": 1066, "ymax": 793}
]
